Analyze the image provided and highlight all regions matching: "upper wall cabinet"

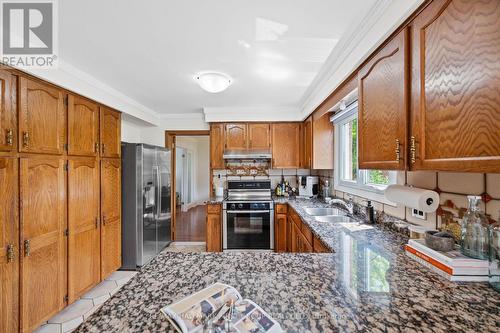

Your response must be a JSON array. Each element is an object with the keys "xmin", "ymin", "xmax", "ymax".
[
  {"xmin": 19, "ymin": 77, "xmax": 65, "ymax": 155},
  {"xmin": 210, "ymin": 123, "xmax": 225, "ymax": 169},
  {"xmin": 272, "ymin": 123, "xmax": 300, "ymax": 169},
  {"xmin": 302, "ymin": 117, "xmax": 312, "ymax": 169},
  {"xmin": 225, "ymin": 123, "xmax": 247, "ymax": 150},
  {"xmin": 410, "ymin": 0, "xmax": 500, "ymax": 172},
  {"xmin": 100, "ymin": 106, "xmax": 121, "ymax": 158},
  {"xmin": 248, "ymin": 123, "xmax": 271, "ymax": 149},
  {"xmin": 68, "ymin": 95, "xmax": 99, "ymax": 157},
  {"xmin": 312, "ymin": 113, "xmax": 334, "ymax": 170},
  {"xmin": 358, "ymin": 28, "xmax": 409, "ymax": 170},
  {"xmin": 0, "ymin": 71, "xmax": 15, "ymax": 153}
]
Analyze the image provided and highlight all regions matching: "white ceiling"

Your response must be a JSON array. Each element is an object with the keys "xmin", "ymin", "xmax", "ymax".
[{"xmin": 59, "ymin": 0, "xmax": 377, "ymax": 116}]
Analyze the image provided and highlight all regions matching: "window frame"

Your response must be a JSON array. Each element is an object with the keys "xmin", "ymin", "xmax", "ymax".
[{"xmin": 332, "ymin": 101, "xmax": 398, "ymax": 204}]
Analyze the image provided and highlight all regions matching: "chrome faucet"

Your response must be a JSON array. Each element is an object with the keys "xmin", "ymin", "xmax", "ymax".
[{"xmin": 328, "ymin": 198, "xmax": 354, "ymax": 215}]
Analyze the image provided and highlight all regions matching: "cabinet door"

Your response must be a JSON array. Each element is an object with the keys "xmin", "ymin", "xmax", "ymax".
[
  {"xmin": 68, "ymin": 159, "xmax": 100, "ymax": 303},
  {"xmin": 101, "ymin": 159, "xmax": 121, "ymax": 279},
  {"xmin": 225, "ymin": 123, "xmax": 247, "ymax": 150},
  {"xmin": 100, "ymin": 107, "xmax": 121, "ymax": 158},
  {"xmin": 272, "ymin": 123, "xmax": 300, "ymax": 168},
  {"xmin": 20, "ymin": 157, "xmax": 66, "ymax": 332},
  {"xmin": 0, "ymin": 158, "xmax": 19, "ymax": 333},
  {"xmin": 312, "ymin": 114, "xmax": 334, "ymax": 169},
  {"xmin": 290, "ymin": 222, "xmax": 298, "ymax": 253},
  {"xmin": 303, "ymin": 117, "xmax": 312, "ymax": 168},
  {"xmin": 0, "ymin": 71, "xmax": 15, "ymax": 152},
  {"xmin": 358, "ymin": 28, "xmax": 408, "ymax": 170},
  {"xmin": 410, "ymin": 0, "xmax": 500, "ymax": 172},
  {"xmin": 313, "ymin": 236, "xmax": 330, "ymax": 253},
  {"xmin": 206, "ymin": 206, "xmax": 221, "ymax": 252},
  {"xmin": 248, "ymin": 123, "xmax": 270, "ymax": 149},
  {"xmin": 19, "ymin": 77, "xmax": 65, "ymax": 154},
  {"xmin": 210, "ymin": 124, "xmax": 225, "ymax": 169},
  {"xmin": 274, "ymin": 213, "xmax": 287, "ymax": 252},
  {"xmin": 301, "ymin": 234, "xmax": 313, "ymax": 253},
  {"xmin": 68, "ymin": 95, "xmax": 99, "ymax": 156}
]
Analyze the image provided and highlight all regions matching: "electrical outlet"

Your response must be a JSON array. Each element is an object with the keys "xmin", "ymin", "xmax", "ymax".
[{"xmin": 411, "ymin": 208, "xmax": 426, "ymax": 220}]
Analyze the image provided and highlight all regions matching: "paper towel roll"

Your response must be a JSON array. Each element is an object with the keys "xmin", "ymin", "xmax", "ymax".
[{"xmin": 384, "ymin": 185, "xmax": 439, "ymax": 213}]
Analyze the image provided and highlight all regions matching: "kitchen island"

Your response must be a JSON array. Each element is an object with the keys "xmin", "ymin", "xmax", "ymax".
[{"xmin": 76, "ymin": 199, "xmax": 500, "ymax": 332}]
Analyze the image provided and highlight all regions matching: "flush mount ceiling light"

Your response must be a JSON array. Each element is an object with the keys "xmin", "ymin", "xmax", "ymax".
[{"xmin": 195, "ymin": 72, "xmax": 232, "ymax": 93}]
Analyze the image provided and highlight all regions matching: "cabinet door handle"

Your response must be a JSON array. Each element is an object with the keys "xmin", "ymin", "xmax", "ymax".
[
  {"xmin": 395, "ymin": 139, "xmax": 401, "ymax": 162},
  {"xmin": 101, "ymin": 143, "xmax": 105, "ymax": 154},
  {"xmin": 95, "ymin": 217, "xmax": 99, "ymax": 229},
  {"xmin": 24, "ymin": 240, "xmax": 31, "ymax": 257},
  {"xmin": 7, "ymin": 244, "xmax": 14, "ymax": 262},
  {"xmin": 22, "ymin": 131, "xmax": 29, "ymax": 148},
  {"xmin": 6, "ymin": 129, "xmax": 13, "ymax": 146},
  {"xmin": 102, "ymin": 215, "xmax": 106, "ymax": 226},
  {"xmin": 410, "ymin": 136, "xmax": 417, "ymax": 164},
  {"xmin": 95, "ymin": 142, "xmax": 99, "ymax": 153}
]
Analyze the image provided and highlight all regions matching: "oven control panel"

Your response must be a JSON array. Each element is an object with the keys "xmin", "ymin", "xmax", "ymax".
[{"xmin": 225, "ymin": 202, "xmax": 272, "ymax": 210}]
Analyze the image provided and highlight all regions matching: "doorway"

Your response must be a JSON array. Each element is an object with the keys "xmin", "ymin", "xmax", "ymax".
[{"xmin": 165, "ymin": 131, "xmax": 210, "ymax": 243}]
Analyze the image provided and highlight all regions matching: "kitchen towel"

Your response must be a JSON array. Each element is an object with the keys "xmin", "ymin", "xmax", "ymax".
[{"xmin": 384, "ymin": 185, "xmax": 439, "ymax": 213}]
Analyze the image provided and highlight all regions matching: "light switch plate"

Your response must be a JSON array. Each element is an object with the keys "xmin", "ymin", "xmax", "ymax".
[{"xmin": 411, "ymin": 208, "xmax": 426, "ymax": 220}]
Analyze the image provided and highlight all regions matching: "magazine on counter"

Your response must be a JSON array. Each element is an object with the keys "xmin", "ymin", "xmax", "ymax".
[{"xmin": 161, "ymin": 283, "xmax": 282, "ymax": 333}]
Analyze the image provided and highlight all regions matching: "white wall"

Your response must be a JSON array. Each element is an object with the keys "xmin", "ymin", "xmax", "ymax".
[{"xmin": 176, "ymin": 136, "xmax": 210, "ymax": 204}]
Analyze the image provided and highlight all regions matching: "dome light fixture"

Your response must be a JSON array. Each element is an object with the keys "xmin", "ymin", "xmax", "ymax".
[{"xmin": 195, "ymin": 72, "xmax": 232, "ymax": 93}]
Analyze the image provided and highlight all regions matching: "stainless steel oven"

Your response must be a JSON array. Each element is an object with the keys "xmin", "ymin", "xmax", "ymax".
[{"xmin": 223, "ymin": 201, "xmax": 274, "ymax": 250}]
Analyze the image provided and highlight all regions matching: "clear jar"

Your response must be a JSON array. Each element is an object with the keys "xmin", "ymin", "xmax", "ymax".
[
  {"xmin": 460, "ymin": 195, "xmax": 489, "ymax": 260},
  {"xmin": 489, "ymin": 214, "xmax": 500, "ymax": 292}
]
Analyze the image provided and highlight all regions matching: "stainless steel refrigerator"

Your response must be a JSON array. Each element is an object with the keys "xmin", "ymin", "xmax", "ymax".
[{"xmin": 121, "ymin": 143, "xmax": 172, "ymax": 269}]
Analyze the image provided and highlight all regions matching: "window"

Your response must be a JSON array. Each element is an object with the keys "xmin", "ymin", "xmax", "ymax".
[{"xmin": 333, "ymin": 101, "xmax": 397, "ymax": 195}]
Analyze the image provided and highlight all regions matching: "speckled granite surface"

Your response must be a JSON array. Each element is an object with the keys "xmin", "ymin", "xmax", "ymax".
[{"xmin": 76, "ymin": 198, "xmax": 500, "ymax": 332}]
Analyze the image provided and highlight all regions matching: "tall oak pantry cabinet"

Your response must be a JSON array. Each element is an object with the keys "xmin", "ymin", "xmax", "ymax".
[{"xmin": 0, "ymin": 67, "xmax": 122, "ymax": 333}]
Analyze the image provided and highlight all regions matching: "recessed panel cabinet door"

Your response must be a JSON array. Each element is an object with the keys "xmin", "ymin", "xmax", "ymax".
[
  {"xmin": 101, "ymin": 159, "xmax": 121, "ymax": 279},
  {"xmin": 210, "ymin": 123, "xmax": 225, "ymax": 169},
  {"xmin": 19, "ymin": 77, "xmax": 65, "ymax": 155},
  {"xmin": 410, "ymin": 0, "xmax": 500, "ymax": 172},
  {"xmin": 100, "ymin": 107, "xmax": 121, "ymax": 158},
  {"xmin": 20, "ymin": 157, "xmax": 65, "ymax": 332},
  {"xmin": 68, "ymin": 159, "xmax": 100, "ymax": 303},
  {"xmin": 358, "ymin": 28, "xmax": 409, "ymax": 170},
  {"xmin": 248, "ymin": 123, "xmax": 270, "ymax": 149},
  {"xmin": 272, "ymin": 123, "xmax": 300, "ymax": 168},
  {"xmin": 68, "ymin": 95, "xmax": 99, "ymax": 156},
  {"xmin": 0, "ymin": 71, "xmax": 15, "ymax": 152},
  {"xmin": 225, "ymin": 124, "xmax": 247, "ymax": 150},
  {"xmin": 0, "ymin": 158, "xmax": 19, "ymax": 333}
]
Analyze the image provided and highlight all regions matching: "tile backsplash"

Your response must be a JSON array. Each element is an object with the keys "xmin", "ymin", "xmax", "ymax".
[{"xmin": 213, "ymin": 168, "xmax": 311, "ymax": 191}]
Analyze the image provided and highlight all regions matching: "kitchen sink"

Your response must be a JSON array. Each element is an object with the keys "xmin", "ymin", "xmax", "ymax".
[
  {"xmin": 304, "ymin": 207, "xmax": 345, "ymax": 216},
  {"xmin": 314, "ymin": 215, "xmax": 355, "ymax": 223}
]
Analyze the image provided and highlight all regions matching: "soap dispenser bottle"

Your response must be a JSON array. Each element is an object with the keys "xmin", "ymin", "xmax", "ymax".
[
  {"xmin": 460, "ymin": 195, "xmax": 489, "ymax": 260},
  {"xmin": 489, "ymin": 213, "xmax": 500, "ymax": 292}
]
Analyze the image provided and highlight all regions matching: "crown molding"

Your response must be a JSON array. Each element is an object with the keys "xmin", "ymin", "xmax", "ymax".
[
  {"xmin": 299, "ymin": 0, "xmax": 425, "ymax": 118},
  {"xmin": 203, "ymin": 106, "xmax": 301, "ymax": 123}
]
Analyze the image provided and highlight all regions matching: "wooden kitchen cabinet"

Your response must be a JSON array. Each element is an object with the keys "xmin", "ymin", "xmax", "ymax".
[
  {"xmin": 409, "ymin": 0, "xmax": 500, "ymax": 172},
  {"xmin": 358, "ymin": 28, "xmax": 409, "ymax": 170},
  {"xmin": 271, "ymin": 123, "xmax": 300, "ymax": 168},
  {"xmin": 311, "ymin": 113, "xmax": 334, "ymax": 170},
  {"xmin": 248, "ymin": 123, "xmax": 271, "ymax": 149},
  {"xmin": 100, "ymin": 106, "xmax": 121, "ymax": 158},
  {"xmin": 225, "ymin": 123, "xmax": 247, "ymax": 150},
  {"xmin": 68, "ymin": 95, "xmax": 99, "ymax": 157},
  {"xmin": 274, "ymin": 204, "xmax": 287, "ymax": 252},
  {"xmin": 313, "ymin": 236, "xmax": 330, "ymax": 253},
  {"xmin": 68, "ymin": 158, "xmax": 100, "ymax": 303},
  {"xmin": 0, "ymin": 157, "xmax": 19, "ymax": 333},
  {"xmin": 210, "ymin": 123, "xmax": 225, "ymax": 169},
  {"xmin": 20, "ymin": 157, "xmax": 66, "ymax": 332},
  {"xmin": 302, "ymin": 117, "xmax": 312, "ymax": 169},
  {"xmin": 0, "ymin": 70, "xmax": 16, "ymax": 153},
  {"xmin": 100, "ymin": 159, "xmax": 121, "ymax": 279},
  {"xmin": 206, "ymin": 203, "xmax": 222, "ymax": 252},
  {"xmin": 18, "ymin": 77, "xmax": 65, "ymax": 155}
]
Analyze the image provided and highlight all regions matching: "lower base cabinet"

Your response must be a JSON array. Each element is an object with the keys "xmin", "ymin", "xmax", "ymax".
[
  {"xmin": 20, "ymin": 157, "xmax": 66, "ymax": 332},
  {"xmin": 206, "ymin": 204, "xmax": 222, "ymax": 252},
  {"xmin": 0, "ymin": 157, "xmax": 19, "ymax": 333}
]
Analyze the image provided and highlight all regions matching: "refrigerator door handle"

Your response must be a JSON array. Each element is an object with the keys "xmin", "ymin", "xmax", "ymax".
[{"xmin": 155, "ymin": 166, "xmax": 161, "ymax": 218}]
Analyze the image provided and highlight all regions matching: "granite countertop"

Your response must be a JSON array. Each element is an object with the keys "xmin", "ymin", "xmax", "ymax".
[{"xmin": 76, "ymin": 198, "xmax": 500, "ymax": 333}]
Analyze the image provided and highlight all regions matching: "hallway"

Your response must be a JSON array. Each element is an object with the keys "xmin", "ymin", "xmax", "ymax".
[{"xmin": 175, "ymin": 205, "xmax": 207, "ymax": 242}]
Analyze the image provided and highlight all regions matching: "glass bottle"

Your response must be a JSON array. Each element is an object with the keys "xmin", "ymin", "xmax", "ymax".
[
  {"xmin": 489, "ymin": 213, "xmax": 500, "ymax": 292},
  {"xmin": 460, "ymin": 196, "xmax": 489, "ymax": 260}
]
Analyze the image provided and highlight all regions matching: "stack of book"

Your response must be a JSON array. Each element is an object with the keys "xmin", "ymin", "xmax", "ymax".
[{"xmin": 404, "ymin": 238, "xmax": 489, "ymax": 282}]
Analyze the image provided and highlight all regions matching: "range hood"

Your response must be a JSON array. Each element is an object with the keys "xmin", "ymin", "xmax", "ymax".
[{"xmin": 223, "ymin": 149, "xmax": 272, "ymax": 160}]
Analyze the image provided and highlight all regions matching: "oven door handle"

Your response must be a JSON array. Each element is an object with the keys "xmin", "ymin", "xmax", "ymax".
[{"xmin": 226, "ymin": 210, "xmax": 271, "ymax": 214}]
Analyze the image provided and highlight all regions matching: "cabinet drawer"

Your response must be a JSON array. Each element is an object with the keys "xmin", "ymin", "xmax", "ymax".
[
  {"xmin": 275, "ymin": 204, "xmax": 287, "ymax": 214},
  {"xmin": 207, "ymin": 204, "xmax": 221, "ymax": 214}
]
